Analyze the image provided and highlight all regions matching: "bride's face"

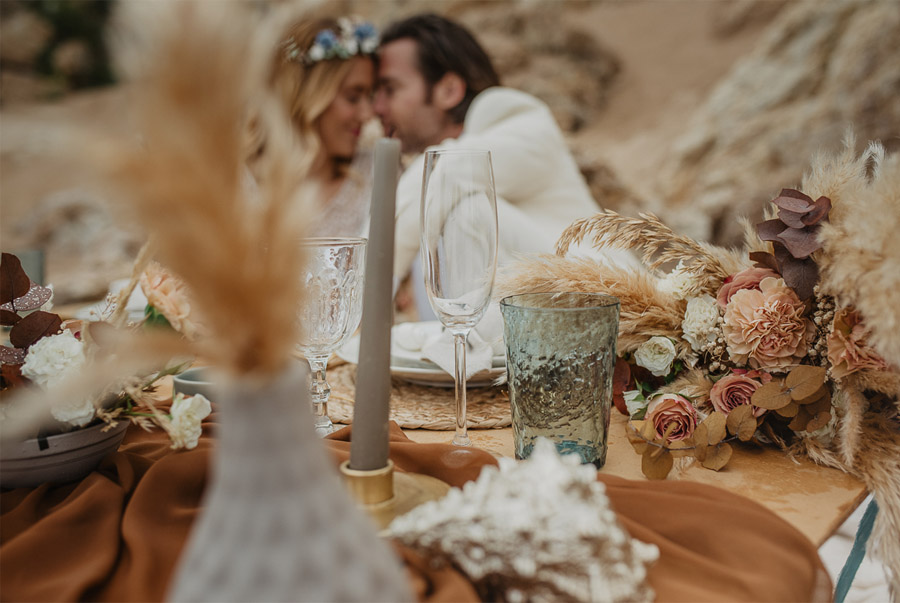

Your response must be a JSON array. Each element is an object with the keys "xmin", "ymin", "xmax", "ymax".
[{"xmin": 317, "ymin": 56, "xmax": 375, "ymax": 162}]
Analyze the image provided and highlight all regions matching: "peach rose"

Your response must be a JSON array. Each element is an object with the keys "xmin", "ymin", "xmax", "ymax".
[
  {"xmin": 140, "ymin": 262, "xmax": 198, "ymax": 338},
  {"xmin": 722, "ymin": 277, "xmax": 814, "ymax": 370},
  {"xmin": 709, "ymin": 370, "xmax": 772, "ymax": 417},
  {"xmin": 716, "ymin": 267, "xmax": 781, "ymax": 309},
  {"xmin": 827, "ymin": 307, "xmax": 887, "ymax": 380},
  {"xmin": 645, "ymin": 393, "xmax": 697, "ymax": 442}
]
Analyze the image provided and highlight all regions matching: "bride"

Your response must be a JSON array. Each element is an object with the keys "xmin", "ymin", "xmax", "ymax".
[{"xmin": 247, "ymin": 15, "xmax": 379, "ymax": 238}]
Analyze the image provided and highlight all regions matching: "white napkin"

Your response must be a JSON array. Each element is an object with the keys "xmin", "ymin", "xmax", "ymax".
[{"xmin": 419, "ymin": 304, "xmax": 505, "ymax": 379}]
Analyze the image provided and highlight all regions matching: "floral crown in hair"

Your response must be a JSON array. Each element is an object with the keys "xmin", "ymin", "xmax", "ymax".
[{"xmin": 283, "ymin": 17, "xmax": 378, "ymax": 65}]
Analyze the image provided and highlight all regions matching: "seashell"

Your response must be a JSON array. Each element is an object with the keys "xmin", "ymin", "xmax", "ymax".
[{"xmin": 388, "ymin": 438, "xmax": 659, "ymax": 602}]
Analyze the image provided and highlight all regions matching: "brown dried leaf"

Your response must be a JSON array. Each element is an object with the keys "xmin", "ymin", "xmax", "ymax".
[
  {"xmin": 726, "ymin": 404, "xmax": 757, "ymax": 441},
  {"xmin": 788, "ymin": 406, "xmax": 813, "ymax": 431},
  {"xmin": 803, "ymin": 196, "xmax": 832, "ymax": 225},
  {"xmin": 781, "ymin": 256, "xmax": 818, "ymax": 301},
  {"xmin": 9, "ymin": 311, "xmax": 63, "ymax": 349},
  {"xmin": 751, "ymin": 381, "xmax": 792, "ymax": 410},
  {"xmin": 1, "ymin": 309, "xmax": 20, "ymax": 326},
  {"xmin": 639, "ymin": 419, "xmax": 658, "ymax": 442},
  {"xmin": 1, "ymin": 362, "xmax": 27, "ymax": 388},
  {"xmin": 627, "ymin": 421, "xmax": 650, "ymax": 454},
  {"xmin": 806, "ymin": 393, "xmax": 832, "ymax": 416},
  {"xmin": 749, "ymin": 251, "xmax": 780, "ymax": 273},
  {"xmin": 692, "ymin": 431, "xmax": 708, "ymax": 462},
  {"xmin": 642, "ymin": 447, "xmax": 673, "ymax": 480},
  {"xmin": 777, "ymin": 226, "xmax": 821, "ymax": 259},
  {"xmin": 700, "ymin": 442, "xmax": 733, "ymax": 471},
  {"xmin": 0, "ymin": 253, "xmax": 32, "ymax": 305},
  {"xmin": 0, "ymin": 345, "xmax": 27, "ymax": 365},
  {"xmin": 773, "ymin": 189, "xmax": 814, "ymax": 211},
  {"xmin": 786, "ymin": 365, "xmax": 827, "ymax": 400},
  {"xmin": 612, "ymin": 358, "xmax": 631, "ymax": 415},
  {"xmin": 757, "ymin": 219, "xmax": 787, "ymax": 243},
  {"xmin": 776, "ymin": 401, "xmax": 800, "ymax": 418},
  {"xmin": 700, "ymin": 411, "xmax": 727, "ymax": 445},
  {"xmin": 2, "ymin": 284, "xmax": 53, "ymax": 313},
  {"xmin": 805, "ymin": 410, "xmax": 832, "ymax": 432}
]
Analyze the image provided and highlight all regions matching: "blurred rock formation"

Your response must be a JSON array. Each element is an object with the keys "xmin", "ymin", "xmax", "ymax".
[{"xmin": 654, "ymin": 0, "xmax": 900, "ymax": 244}]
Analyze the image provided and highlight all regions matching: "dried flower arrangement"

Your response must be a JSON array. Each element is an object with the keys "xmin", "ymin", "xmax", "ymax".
[
  {"xmin": 1, "ymin": 251, "xmax": 210, "ymax": 449},
  {"xmin": 498, "ymin": 138, "xmax": 900, "ymax": 594}
]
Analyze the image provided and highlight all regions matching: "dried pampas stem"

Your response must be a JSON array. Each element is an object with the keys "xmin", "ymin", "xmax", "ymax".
[
  {"xmin": 110, "ymin": 239, "xmax": 154, "ymax": 329},
  {"xmin": 555, "ymin": 210, "xmax": 738, "ymax": 284},
  {"xmin": 496, "ymin": 255, "xmax": 688, "ymax": 355}
]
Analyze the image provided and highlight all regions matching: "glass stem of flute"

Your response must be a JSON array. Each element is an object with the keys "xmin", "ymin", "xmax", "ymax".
[
  {"xmin": 307, "ymin": 355, "xmax": 332, "ymax": 433},
  {"xmin": 452, "ymin": 330, "xmax": 472, "ymax": 446}
]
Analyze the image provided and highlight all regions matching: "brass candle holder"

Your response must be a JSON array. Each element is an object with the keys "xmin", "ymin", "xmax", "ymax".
[{"xmin": 340, "ymin": 459, "xmax": 451, "ymax": 531}]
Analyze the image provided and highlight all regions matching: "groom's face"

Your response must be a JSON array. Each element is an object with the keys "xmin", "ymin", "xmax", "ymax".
[{"xmin": 375, "ymin": 39, "xmax": 452, "ymax": 154}]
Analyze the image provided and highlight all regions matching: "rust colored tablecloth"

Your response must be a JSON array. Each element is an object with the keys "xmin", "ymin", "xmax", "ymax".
[{"xmin": 1, "ymin": 409, "xmax": 831, "ymax": 602}]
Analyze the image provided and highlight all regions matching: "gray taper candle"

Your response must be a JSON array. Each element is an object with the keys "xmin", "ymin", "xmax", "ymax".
[{"xmin": 349, "ymin": 138, "xmax": 401, "ymax": 471}]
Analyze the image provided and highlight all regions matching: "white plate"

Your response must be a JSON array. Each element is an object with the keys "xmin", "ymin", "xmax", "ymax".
[{"xmin": 337, "ymin": 321, "xmax": 505, "ymax": 388}]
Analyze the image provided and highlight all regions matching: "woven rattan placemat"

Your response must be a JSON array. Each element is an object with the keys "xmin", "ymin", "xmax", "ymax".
[{"xmin": 327, "ymin": 363, "xmax": 511, "ymax": 430}]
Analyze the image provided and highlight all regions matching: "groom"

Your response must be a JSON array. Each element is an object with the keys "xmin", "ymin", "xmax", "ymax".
[{"xmin": 374, "ymin": 13, "xmax": 631, "ymax": 297}]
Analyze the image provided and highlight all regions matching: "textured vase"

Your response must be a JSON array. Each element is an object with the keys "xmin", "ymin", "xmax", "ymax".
[{"xmin": 167, "ymin": 366, "xmax": 411, "ymax": 601}]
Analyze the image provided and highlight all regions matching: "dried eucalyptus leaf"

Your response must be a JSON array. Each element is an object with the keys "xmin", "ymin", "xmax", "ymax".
[
  {"xmin": 757, "ymin": 219, "xmax": 787, "ymax": 243},
  {"xmin": 1, "ymin": 309, "xmax": 20, "ymax": 326},
  {"xmin": 751, "ymin": 381, "xmax": 792, "ymax": 410},
  {"xmin": 788, "ymin": 406, "xmax": 813, "ymax": 431},
  {"xmin": 642, "ymin": 447, "xmax": 673, "ymax": 480},
  {"xmin": 639, "ymin": 419, "xmax": 657, "ymax": 442},
  {"xmin": 9, "ymin": 311, "xmax": 63, "ymax": 349},
  {"xmin": 700, "ymin": 442, "xmax": 732, "ymax": 471},
  {"xmin": 773, "ymin": 189, "xmax": 814, "ymax": 210},
  {"xmin": 748, "ymin": 251, "xmax": 780, "ymax": 273},
  {"xmin": 776, "ymin": 401, "xmax": 800, "ymax": 418},
  {"xmin": 726, "ymin": 405, "xmax": 757, "ymax": 441},
  {"xmin": 786, "ymin": 365, "xmax": 827, "ymax": 400},
  {"xmin": 805, "ymin": 410, "xmax": 832, "ymax": 432},
  {"xmin": 626, "ymin": 421, "xmax": 650, "ymax": 454},
  {"xmin": 781, "ymin": 256, "xmax": 818, "ymax": 300},
  {"xmin": 803, "ymin": 196, "xmax": 832, "ymax": 225},
  {"xmin": 0, "ymin": 345, "xmax": 27, "ymax": 364},
  {"xmin": 806, "ymin": 393, "xmax": 833, "ymax": 415},
  {"xmin": 692, "ymin": 423, "xmax": 709, "ymax": 457},
  {"xmin": 0, "ymin": 253, "xmax": 31, "ymax": 304},
  {"xmin": 701, "ymin": 412, "xmax": 727, "ymax": 445},
  {"xmin": 777, "ymin": 226, "xmax": 821, "ymax": 259}
]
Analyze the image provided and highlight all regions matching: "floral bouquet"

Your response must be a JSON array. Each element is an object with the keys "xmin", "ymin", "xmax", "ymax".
[
  {"xmin": 499, "ymin": 139, "xmax": 900, "ymax": 592},
  {"xmin": 1, "ymin": 251, "xmax": 210, "ymax": 450}
]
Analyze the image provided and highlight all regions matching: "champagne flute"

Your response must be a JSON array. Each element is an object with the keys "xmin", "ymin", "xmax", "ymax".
[
  {"xmin": 420, "ymin": 149, "xmax": 498, "ymax": 446},
  {"xmin": 297, "ymin": 237, "xmax": 366, "ymax": 436}
]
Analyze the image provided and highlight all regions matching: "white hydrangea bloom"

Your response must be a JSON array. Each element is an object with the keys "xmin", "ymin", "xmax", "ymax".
[
  {"xmin": 21, "ymin": 331, "xmax": 85, "ymax": 389},
  {"xmin": 169, "ymin": 393, "xmax": 212, "ymax": 450},
  {"xmin": 633, "ymin": 336, "xmax": 676, "ymax": 377},
  {"xmin": 361, "ymin": 37, "xmax": 378, "ymax": 53},
  {"xmin": 656, "ymin": 261, "xmax": 696, "ymax": 301},
  {"xmin": 344, "ymin": 38, "xmax": 358, "ymax": 55},
  {"xmin": 681, "ymin": 294, "xmax": 720, "ymax": 352}
]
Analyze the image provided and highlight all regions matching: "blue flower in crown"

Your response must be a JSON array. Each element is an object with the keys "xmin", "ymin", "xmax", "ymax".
[{"xmin": 285, "ymin": 18, "xmax": 379, "ymax": 65}]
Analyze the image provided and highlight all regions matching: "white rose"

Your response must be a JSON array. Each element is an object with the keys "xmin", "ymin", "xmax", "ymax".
[
  {"xmin": 169, "ymin": 393, "xmax": 212, "ymax": 450},
  {"xmin": 656, "ymin": 261, "xmax": 697, "ymax": 301},
  {"xmin": 681, "ymin": 295, "xmax": 720, "ymax": 352},
  {"xmin": 308, "ymin": 45, "xmax": 325, "ymax": 62},
  {"xmin": 51, "ymin": 398, "xmax": 96, "ymax": 428},
  {"xmin": 623, "ymin": 390, "xmax": 648, "ymax": 418},
  {"xmin": 344, "ymin": 38, "xmax": 359, "ymax": 55},
  {"xmin": 21, "ymin": 331, "xmax": 85, "ymax": 390},
  {"xmin": 634, "ymin": 336, "xmax": 676, "ymax": 377},
  {"xmin": 361, "ymin": 38, "xmax": 378, "ymax": 54}
]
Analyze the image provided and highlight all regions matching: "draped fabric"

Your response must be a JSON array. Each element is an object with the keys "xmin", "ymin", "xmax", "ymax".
[{"xmin": 1, "ymin": 410, "xmax": 831, "ymax": 601}]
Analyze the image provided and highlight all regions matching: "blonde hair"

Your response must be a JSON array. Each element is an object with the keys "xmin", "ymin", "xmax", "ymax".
[{"xmin": 248, "ymin": 17, "xmax": 369, "ymax": 179}]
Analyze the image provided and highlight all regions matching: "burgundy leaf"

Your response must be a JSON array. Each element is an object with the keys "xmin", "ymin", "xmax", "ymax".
[
  {"xmin": 749, "ymin": 251, "xmax": 781, "ymax": 273},
  {"xmin": 1, "ymin": 362, "xmax": 27, "ymax": 388},
  {"xmin": 757, "ymin": 219, "xmax": 787, "ymax": 242},
  {"xmin": 0, "ymin": 283, "xmax": 53, "ymax": 313},
  {"xmin": 0, "ymin": 253, "xmax": 32, "ymax": 305},
  {"xmin": 772, "ymin": 189, "xmax": 814, "ymax": 212},
  {"xmin": 777, "ymin": 225, "xmax": 822, "ymax": 259},
  {"xmin": 9, "ymin": 311, "xmax": 63, "ymax": 349},
  {"xmin": 1, "ymin": 309, "xmax": 21, "ymax": 326},
  {"xmin": 612, "ymin": 358, "xmax": 632, "ymax": 416},
  {"xmin": 782, "ymin": 257, "xmax": 818, "ymax": 301},
  {"xmin": 0, "ymin": 345, "xmax": 27, "ymax": 364},
  {"xmin": 772, "ymin": 245, "xmax": 791, "ymax": 272},
  {"xmin": 777, "ymin": 208, "xmax": 807, "ymax": 229},
  {"xmin": 802, "ymin": 196, "xmax": 832, "ymax": 226}
]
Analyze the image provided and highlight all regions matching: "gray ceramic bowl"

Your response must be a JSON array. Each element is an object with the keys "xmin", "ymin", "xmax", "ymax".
[{"xmin": 172, "ymin": 367, "xmax": 216, "ymax": 400}]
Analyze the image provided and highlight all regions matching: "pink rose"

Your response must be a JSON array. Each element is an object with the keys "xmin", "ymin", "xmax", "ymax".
[
  {"xmin": 709, "ymin": 370, "xmax": 771, "ymax": 417},
  {"xmin": 716, "ymin": 267, "xmax": 781, "ymax": 309},
  {"xmin": 827, "ymin": 307, "xmax": 887, "ymax": 380},
  {"xmin": 140, "ymin": 262, "xmax": 198, "ymax": 338},
  {"xmin": 645, "ymin": 393, "xmax": 697, "ymax": 442},
  {"xmin": 722, "ymin": 277, "xmax": 815, "ymax": 370}
]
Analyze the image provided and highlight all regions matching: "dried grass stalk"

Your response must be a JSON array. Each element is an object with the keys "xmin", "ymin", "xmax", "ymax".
[
  {"xmin": 496, "ymin": 255, "xmax": 688, "ymax": 355},
  {"xmin": 555, "ymin": 210, "xmax": 748, "ymax": 286}
]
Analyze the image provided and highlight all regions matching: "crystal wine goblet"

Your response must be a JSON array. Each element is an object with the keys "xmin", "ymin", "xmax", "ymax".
[
  {"xmin": 420, "ymin": 149, "xmax": 498, "ymax": 446},
  {"xmin": 297, "ymin": 237, "xmax": 366, "ymax": 436}
]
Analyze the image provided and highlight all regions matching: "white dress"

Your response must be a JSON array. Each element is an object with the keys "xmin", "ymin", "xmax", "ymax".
[{"xmin": 307, "ymin": 150, "xmax": 374, "ymax": 239}]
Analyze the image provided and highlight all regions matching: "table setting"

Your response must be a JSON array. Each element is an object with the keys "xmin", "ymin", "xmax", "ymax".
[{"xmin": 2, "ymin": 4, "xmax": 898, "ymax": 601}]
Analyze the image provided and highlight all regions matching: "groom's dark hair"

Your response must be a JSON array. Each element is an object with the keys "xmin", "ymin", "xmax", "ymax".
[{"xmin": 380, "ymin": 13, "xmax": 500, "ymax": 124}]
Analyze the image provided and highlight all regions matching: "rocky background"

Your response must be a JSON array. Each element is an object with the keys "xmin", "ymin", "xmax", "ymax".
[{"xmin": 2, "ymin": 0, "xmax": 899, "ymax": 303}]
